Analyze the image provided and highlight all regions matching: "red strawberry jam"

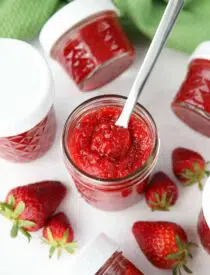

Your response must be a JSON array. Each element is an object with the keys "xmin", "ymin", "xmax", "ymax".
[
  {"xmin": 0, "ymin": 108, "xmax": 56, "ymax": 162},
  {"xmin": 96, "ymin": 252, "xmax": 144, "ymax": 275},
  {"xmin": 40, "ymin": 0, "xmax": 135, "ymax": 91},
  {"xmin": 68, "ymin": 107, "xmax": 152, "ymax": 179},
  {"xmin": 198, "ymin": 178, "xmax": 210, "ymax": 254},
  {"xmin": 172, "ymin": 42, "xmax": 210, "ymax": 137},
  {"xmin": 198, "ymin": 211, "xmax": 210, "ymax": 254},
  {"xmin": 63, "ymin": 96, "xmax": 159, "ymax": 211}
]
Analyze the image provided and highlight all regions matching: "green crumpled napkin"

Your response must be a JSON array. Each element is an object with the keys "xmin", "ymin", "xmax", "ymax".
[
  {"xmin": 0, "ymin": 0, "xmax": 70, "ymax": 40},
  {"xmin": 114, "ymin": 0, "xmax": 210, "ymax": 53},
  {"xmin": 0, "ymin": 0, "xmax": 210, "ymax": 53}
]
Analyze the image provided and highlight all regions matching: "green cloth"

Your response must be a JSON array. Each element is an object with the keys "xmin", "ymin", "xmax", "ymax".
[
  {"xmin": 114, "ymin": 0, "xmax": 210, "ymax": 53},
  {"xmin": 0, "ymin": 0, "xmax": 210, "ymax": 53},
  {"xmin": 0, "ymin": 0, "xmax": 68, "ymax": 40}
]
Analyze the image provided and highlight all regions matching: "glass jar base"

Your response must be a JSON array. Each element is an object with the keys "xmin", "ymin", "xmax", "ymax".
[
  {"xmin": 172, "ymin": 102, "xmax": 210, "ymax": 137},
  {"xmin": 79, "ymin": 53, "xmax": 134, "ymax": 91}
]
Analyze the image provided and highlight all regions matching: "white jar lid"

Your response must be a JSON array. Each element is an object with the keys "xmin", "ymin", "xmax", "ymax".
[
  {"xmin": 70, "ymin": 233, "xmax": 118, "ymax": 275},
  {"xmin": 0, "ymin": 38, "xmax": 53, "ymax": 137},
  {"xmin": 189, "ymin": 41, "xmax": 210, "ymax": 63},
  {"xmin": 39, "ymin": 0, "xmax": 118, "ymax": 55},
  {"xmin": 202, "ymin": 177, "xmax": 210, "ymax": 228}
]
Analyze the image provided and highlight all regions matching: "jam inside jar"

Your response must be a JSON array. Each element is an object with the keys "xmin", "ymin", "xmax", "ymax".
[
  {"xmin": 40, "ymin": 0, "xmax": 135, "ymax": 91},
  {"xmin": 0, "ymin": 38, "xmax": 56, "ymax": 163},
  {"xmin": 198, "ymin": 178, "xmax": 210, "ymax": 255},
  {"xmin": 172, "ymin": 42, "xmax": 210, "ymax": 137},
  {"xmin": 0, "ymin": 108, "xmax": 56, "ymax": 163},
  {"xmin": 96, "ymin": 252, "xmax": 144, "ymax": 275},
  {"xmin": 51, "ymin": 11, "xmax": 134, "ymax": 91},
  {"xmin": 197, "ymin": 210, "xmax": 210, "ymax": 255},
  {"xmin": 62, "ymin": 95, "xmax": 159, "ymax": 211}
]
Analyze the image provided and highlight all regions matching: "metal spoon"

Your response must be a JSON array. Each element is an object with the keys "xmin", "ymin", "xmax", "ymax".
[{"xmin": 115, "ymin": 0, "xmax": 184, "ymax": 128}]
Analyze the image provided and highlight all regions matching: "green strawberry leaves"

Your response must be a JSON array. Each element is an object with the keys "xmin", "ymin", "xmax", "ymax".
[
  {"xmin": 0, "ymin": 195, "xmax": 36, "ymax": 241},
  {"xmin": 181, "ymin": 162, "xmax": 210, "ymax": 191},
  {"xmin": 42, "ymin": 228, "xmax": 77, "ymax": 259},
  {"xmin": 149, "ymin": 192, "xmax": 174, "ymax": 211},
  {"xmin": 166, "ymin": 235, "xmax": 197, "ymax": 275}
]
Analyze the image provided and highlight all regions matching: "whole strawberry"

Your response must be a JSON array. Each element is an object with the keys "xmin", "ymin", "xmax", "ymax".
[
  {"xmin": 0, "ymin": 181, "xmax": 66, "ymax": 241},
  {"xmin": 145, "ymin": 172, "xmax": 178, "ymax": 211},
  {"xmin": 42, "ymin": 212, "xmax": 76, "ymax": 258},
  {"xmin": 172, "ymin": 147, "xmax": 210, "ymax": 190},
  {"xmin": 132, "ymin": 221, "xmax": 196, "ymax": 274}
]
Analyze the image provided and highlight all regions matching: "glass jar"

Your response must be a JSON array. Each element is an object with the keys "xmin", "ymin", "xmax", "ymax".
[
  {"xmin": 40, "ymin": 0, "xmax": 135, "ymax": 91},
  {"xmin": 0, "ymin": 38, "xmax": 56, "ymax": 162},
  {"xmin": 198, "ymin": 177, "xmax": 210, "ymax": 254},
  {"xmin": 71, "ymin": 233, "xmax": 144, "ymax": 275},
  {"xmin": 172, "ymin": 42, "xmax": 210, "ymax": 137},
  {"xmin": 62, "ymin": 95, "xmax": 159, "ymax": 211}
]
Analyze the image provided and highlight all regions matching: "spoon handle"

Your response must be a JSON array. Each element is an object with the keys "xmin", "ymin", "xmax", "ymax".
[{"xmin": 116, "ymin": 0, "xmax": 184, "ymax": 128}]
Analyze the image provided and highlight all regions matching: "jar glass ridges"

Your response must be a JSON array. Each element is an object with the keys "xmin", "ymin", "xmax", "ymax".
[
  {"xmin": 40, "ymin": 0, "xmax": 135, "ymax": 91},
  {"xmin": 0, "ymin": 38, "xmax": 56, "ymax": 162}
]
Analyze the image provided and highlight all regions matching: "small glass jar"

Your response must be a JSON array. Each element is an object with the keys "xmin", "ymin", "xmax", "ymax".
[
  {"xmin": 0, "ymin": 38, "xmax": 56, "ymax": 162},
  {"xmin": 198, "ymin": 177, "xmax": 210, "ymax": 254},
  {"xmin": 40, "ymin": 0, "xmax": 135, "ymax": 91},
  {"xmin": 71, "ymin": 233, "xmax": 144, "ymax": 275},
  {"xmin": 172, "ymin": 42, "xmax": 210, "ymax": 137},
  {"xmin": 62, "ymin": 95, "xmax": 159, "ymax": 211}
]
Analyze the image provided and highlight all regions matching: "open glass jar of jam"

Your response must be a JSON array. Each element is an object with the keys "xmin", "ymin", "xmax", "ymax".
[
  {"xmin": 62, "ymin": 95, "xmax": 159, "ymax": 211},
  {"xmin": 0, "ymin": 38, "xmax": 56, "ymax": 162},
  {"xmin": 172, "ymin": 42, "xmax": 210, "ymax": 137},
  {"xmin": 40, "ymin": 0, "xmax": 135, "ymax": 91},
  {"xmin": 70, "ymin": 233, "xmax": 144, "ymax": 275}
]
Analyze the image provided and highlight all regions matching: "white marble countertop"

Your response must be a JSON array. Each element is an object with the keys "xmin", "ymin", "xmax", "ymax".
[{"xmin": 0, "ymin": 40, "xmax": 209, "ymax": 275}]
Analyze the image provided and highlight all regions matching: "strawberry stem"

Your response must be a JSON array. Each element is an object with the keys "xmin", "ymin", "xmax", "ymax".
[
  {"xmin": 0, "ymin": 196, "xmax": 36, "ymax": 241},
  {"xmin": 148, "ymin": 192, "xmax": 174, "ymax": 211},
  {"xmin": 43, "ymin": 228, "xmax": 77, "ymax": 259},
  {"xmin": 166, "ymin": 235, "xmax": 196, "ymax": 275}
]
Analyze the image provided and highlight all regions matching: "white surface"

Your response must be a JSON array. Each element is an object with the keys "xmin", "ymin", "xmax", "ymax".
[
  {"xmin": 189, "ymin": 41, "xmax": 210, "ymax": 63},
  {"xmin": 0, "ymin": 38, "xmax": 53, "ymax": 137},
  {"xmin": 40, "ymin": 0, "xmax": 118, "ymax": 55},
  {"xmin": 0, "ymin": 40, "xmax": 210, "ymax": 275},
  {"xmin": 71, "ymin": 233, "xmax": 118, "ymax": 275}
]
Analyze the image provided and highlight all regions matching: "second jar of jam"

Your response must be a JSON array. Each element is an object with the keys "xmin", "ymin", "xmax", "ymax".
[
  {"xmin": 70, "ymin": 233, "xmax": 144, "ymax": 275},
  {"xmin": 172, "ymin": 42, "xmax": 210, "ymax": 137},
  {"xmin": 62, "ymin": 95, "xmax": 159, "ymax": 211},
  {"xmin": 0, "ymin": 38, "xmax": 56, "ymax": 163},
  {"xmin": 198, "ymin": 177, "xmax": 210, "ymax": 255},
  {"xmin": 40, "ymin": 0, "xmax": 135, "ymax": 91}
]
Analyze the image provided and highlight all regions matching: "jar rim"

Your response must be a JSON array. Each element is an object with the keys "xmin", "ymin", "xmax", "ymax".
[{"xmin": 62, "ymin": 95, "xmax": 160, "ymax": 185}]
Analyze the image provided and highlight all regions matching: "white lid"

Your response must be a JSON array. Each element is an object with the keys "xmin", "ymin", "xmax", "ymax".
[
  {"xmin": 189, "ymin": 41, "xmax": 210, "ymax": 63},
  {"xmin": 70, "ymin": 233, "xmax": 119, "ymax": 275},
  {"xmin": 0, "ymin": 38, "xmax": 53, "ymax": 137},
  {"xmin": 202, "ymin": 177, "xmax": 210, "ymax": 228},
  {"xmin": 39, "ymin": 0, "xmax": 118, "ymax": 55}
]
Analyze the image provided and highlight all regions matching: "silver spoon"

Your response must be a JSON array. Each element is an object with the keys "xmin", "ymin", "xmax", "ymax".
[{"xmin": 115, "ymin": 0, "xmax": 184, "ymax": 128}]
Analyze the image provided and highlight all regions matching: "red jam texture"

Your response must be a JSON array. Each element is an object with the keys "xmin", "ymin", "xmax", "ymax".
[
  {"xmin": 172, "ymin": 59, "xmax": 210, "ymax": 137},
  {"xmin": 96, "ymin": 252, "xmax": 144, "ymax": 275},
  {"xmin": 0, "ymin": 108, "xmax": 56, "ymax": 162},
  {"xmin": 198, "ymin": 210, "xmax": 210, "ymax": 254},
  {"xmin": 52, "ymin": 12, "xmax": 134, "ymax": 91},
  {"xmin": 68, "ymin": 106, "xmax": 153, "ymax": 179}
]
